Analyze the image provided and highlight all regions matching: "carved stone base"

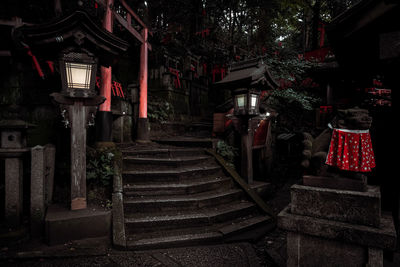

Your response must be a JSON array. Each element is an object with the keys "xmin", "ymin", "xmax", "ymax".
[
  {"xmin": 291, "ymin": 184, "xmax": 380, "ymax": 227},
  {"xmin": 137, "ymin": 118, "xmax": 149, "ymax": 141},
  {"xmin": 278, "ymin": 184, "xmax": 396, "ymax": 267},
  {"xmin": 303, "ymin": 174, "xmax": 367, "ymax": 192}
]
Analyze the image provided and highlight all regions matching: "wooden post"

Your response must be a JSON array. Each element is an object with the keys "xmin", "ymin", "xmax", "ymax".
[
  {"xmin": 241, "ymin": 119, "xmax": 254, "ymax": 184},
  {"xmin": 327, "ymin": 83, "xmax": 333, "ymax": 105},
  {"xmin": 70, "ymin": 101, "xmax": 87, "ymax": 210}
]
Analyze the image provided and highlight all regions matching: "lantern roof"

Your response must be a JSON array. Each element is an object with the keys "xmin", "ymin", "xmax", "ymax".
[
  {"xmin": 215, "ymin": 58, "xmax": 278, "ymax": 90},
  {"xmin": 0, "ymin": 105, "xmax": 35, "ymax": 129},
  {"xmin": 15, "ymin": 10, "xmax": 129, "ymax": 67}
]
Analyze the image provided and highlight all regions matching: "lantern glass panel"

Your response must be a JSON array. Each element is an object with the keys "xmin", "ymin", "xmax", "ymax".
[
  {"xmin": 250, "ymin": 94, "xmax": 258, "ymax": 108},
  {"xmin": 65, "ymin": 62, "xmax": 93, "ymax": 89},
  {"xmin": 236, "ymin": 94, "xmax": 247, "ymax": 108}
]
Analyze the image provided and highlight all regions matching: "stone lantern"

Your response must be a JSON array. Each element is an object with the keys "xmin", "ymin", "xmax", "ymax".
[
  {"xmin": 0, "ymin": 106, "xmax": 34, "ymax": 227},
  {"xmin": 215, "ymin": 58, "xmax": 278, "ymax": 184}
]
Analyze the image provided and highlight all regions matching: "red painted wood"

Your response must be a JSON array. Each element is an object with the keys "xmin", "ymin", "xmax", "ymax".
[
  {"xmin": 139, "ymin": 28, "xmax": 148, "ymax": 118},
  {"xmin": 99, "ymin": 0, "xmax": 113, "ymax": 112}
]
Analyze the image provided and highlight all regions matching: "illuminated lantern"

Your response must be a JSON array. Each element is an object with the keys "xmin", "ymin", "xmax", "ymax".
[
  {"xmin": 215, "ymin": 58, "xmax": 278, "ymax": 184},
  {"xmin": 59, "ymin": 50, "xmax": 98, "ymax": 98}
]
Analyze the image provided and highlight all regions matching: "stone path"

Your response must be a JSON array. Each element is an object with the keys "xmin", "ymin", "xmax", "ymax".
[
  {"xmin": 0, "ymin": 241, "xmax": 263, "ymax": 267},
  {"xmin": 2, "ymin": 172, "xmax": 399, "ymax": 266}
]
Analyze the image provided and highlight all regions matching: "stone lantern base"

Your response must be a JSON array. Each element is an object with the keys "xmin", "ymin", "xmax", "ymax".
[{"xmin": 278, "ymin": 183, "xmax": 396, "ymax": 267}]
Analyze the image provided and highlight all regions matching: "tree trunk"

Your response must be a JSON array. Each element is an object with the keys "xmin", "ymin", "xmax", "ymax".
[{"xmin": 311, "ymin": 0, "xmax": 321, "ymax": 50}]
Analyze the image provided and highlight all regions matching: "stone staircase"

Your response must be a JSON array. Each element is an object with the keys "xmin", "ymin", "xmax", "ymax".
[{"xmin": 118, "ymin": 143, "xmax": 274, "ymax": 250}]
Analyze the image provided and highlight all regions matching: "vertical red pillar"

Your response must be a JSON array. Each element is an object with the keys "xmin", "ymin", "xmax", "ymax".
[
  {"xmin": 137, "ymin": 27, "xmax": 149, "ymax": 141},
  {"xmin": 97, "ymin": 0, "xmax": 114, "ymax": 142}
]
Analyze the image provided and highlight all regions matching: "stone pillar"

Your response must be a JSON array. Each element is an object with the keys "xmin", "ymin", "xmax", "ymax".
[
  {"xmin": 5, "ymin": 157, "xmax": 23, "ymax": 226},
  {"xmin": 1, "ymin": 120, "xmax": 33, "ymax": 227},
  {"xmin": 44, "ymin": 144, "xmax": 56, "ymax": 205},
  {"xmin": 31, "ymin": 145, "xmax": 45, "ymax": 237},
  {"xmin": 278, "ymin": 184, "xmax": 396, "ymax": 267},
  {"xmin": 30, "ymin": 144, "xmax": 56, "ymax": 237}
]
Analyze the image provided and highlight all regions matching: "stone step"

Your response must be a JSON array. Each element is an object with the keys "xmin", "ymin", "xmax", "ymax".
[
  {"xmin": 250, "ymin": 181, "xmax": 273, "ymax": 199},
  {"xmin": 123, "ymin": 176, "xmax": 232, "ymax": 196},
  {"xmin": 122, "ymin": 165, "xmax": 222, "ymax": 183},
  {"xmin": 152, "ymin": 137, "xmax": 215, "ymax": 148},
  {"xmin": 116, "ymin": 141, "xmax": 275, "ymax": 250},
  {"xmin": 124, "ymin": 201, "xmax": 257, "ymax": 234},
  {"xmin": 126, "ymin": 231, "xmax": 222, "ymax": 250},
  {"xmin": 123, "ymin": 188, "xmax": 243, "ymax": 213},
  {"xmin": 123, "ymin": 155, "xmax": 213, "ymax": 171},
  {"xmin": 125, "ymin": 214, "xmax": 273, "ymax": 250},
  {"xmin": 121, "ymin": 147, "xmax": 206, "ymax": 158},
  {"xmin": 218, "ymin": 215, "xmax": 274, "ymax": 240}
]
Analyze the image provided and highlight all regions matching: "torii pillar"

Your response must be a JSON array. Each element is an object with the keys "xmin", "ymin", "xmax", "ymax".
[
  {"xmin": 137, "ymin": 27, "xmax": 149, "ymax": 141},
  {"xmin": 97, "ymin": 0, "xmax": 114, "ymax": 142},
  {"xmin": 98, "ymin": 0, "xmax": 150, "ymax": 142}
]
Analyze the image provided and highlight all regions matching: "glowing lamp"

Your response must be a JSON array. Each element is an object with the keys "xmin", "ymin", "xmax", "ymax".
[
  {"xmin": 59, "ymin": 50, "xmax": 97, "ymax": 98},
  {"xmin": 233, "ymin": 88, "xmax": 261, "ymax": 116}
]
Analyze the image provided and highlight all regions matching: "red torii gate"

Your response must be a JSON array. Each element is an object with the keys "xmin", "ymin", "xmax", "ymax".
[{"xmin": 99, "ymin": 0, "xmax": 151, "ymax": 141}]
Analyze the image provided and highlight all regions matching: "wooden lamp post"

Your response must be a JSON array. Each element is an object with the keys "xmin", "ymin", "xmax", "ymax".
[
  {"xmin": 231, "ymin": 87, "xmax": 261, "ymax": 184},
  {"xmin": 17, "ymin": 10, "xmax": 129, "ymax": 210},
  {"xmin": 215, "ymin": 58, "xmax": 278, "ymax": 184},
  {"xmin": 53, "ymin": 48, "xmax": 104, "ymax": 210}
]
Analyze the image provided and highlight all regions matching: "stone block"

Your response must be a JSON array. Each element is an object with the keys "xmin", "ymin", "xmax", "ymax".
[
  {"xmin": 303, "ymin": 175, "xmax": 367, "ymax": 192},
  {"xmin": 287, "ymin": 232, "xmax": 367, "ymax": 267},
  {"xmin": 278, "ymin": 206, "xmax": 396, "ymax": 250},
  {"xmin": 44, "ymin": 144, "xmax": 56, "ymax": 205},
  {"xmin": 1, "ymin": 131, "xmax": 23, "ymax": 148},
  {"xmin": 5, "ymin": 158, "xmax": 23, "ymax": 227},
  {"xmin": 31, "ymin": 145, "xmax": 45, "ymax": 237},
  {"xmin": 290, "ymin": 184, "xmax": 380, "ymax": 227},
  {"xmin": 45, "ymin": 204, "xmax": 111, "ymax": 245}
]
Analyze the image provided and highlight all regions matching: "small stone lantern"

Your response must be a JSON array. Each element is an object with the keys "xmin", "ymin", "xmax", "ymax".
[{"xmin": 0, "ymin": 108, "xmax": 34, "ymax": 227}]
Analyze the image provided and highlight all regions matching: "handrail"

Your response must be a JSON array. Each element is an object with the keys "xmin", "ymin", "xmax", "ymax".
[{"xmin": 205, "ymin": 148, "xmax": 276, "ymax": 220}]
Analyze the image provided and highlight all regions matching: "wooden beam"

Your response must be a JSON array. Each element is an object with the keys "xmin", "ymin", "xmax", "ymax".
[
  {"xmin": 113, "ymin": 11, "xmax": 144, "ymax": 43},
  {"xmin": 120, "ymin": 0, "xmax": 147, "ymax": 29},
  {"xmin": 113, "ymin": 11, "xmax": 152, "ymax": 50}
]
